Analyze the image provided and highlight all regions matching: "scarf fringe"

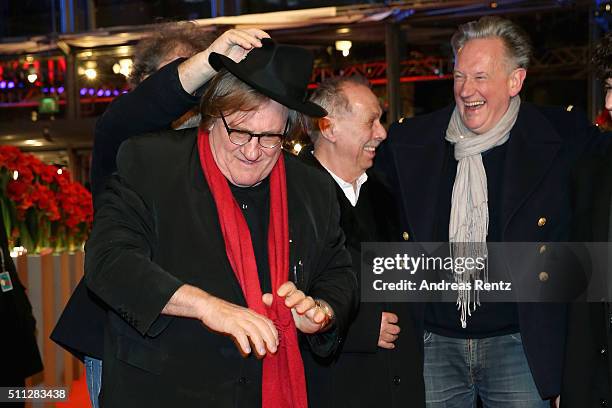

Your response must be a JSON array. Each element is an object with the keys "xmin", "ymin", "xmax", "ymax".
[{"xmin": 446, "ymin": 96, "xmax": 520, "ymax": 328}]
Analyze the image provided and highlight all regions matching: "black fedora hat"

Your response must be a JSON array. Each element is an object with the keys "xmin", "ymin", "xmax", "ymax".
[{"xmin": 208, "ymin": 38, "xmax": 327, "ymax": 118}]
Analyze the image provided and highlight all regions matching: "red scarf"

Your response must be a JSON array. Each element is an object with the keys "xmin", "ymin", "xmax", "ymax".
[{"xmin": 197, "ymin": 129, "xmax": 307, "ymax": 408}]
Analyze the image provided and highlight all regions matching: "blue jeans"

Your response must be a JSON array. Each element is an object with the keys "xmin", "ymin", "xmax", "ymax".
[
  {"xmin": 423, "ymin": 332, "xmax": 549, "ymax": 408},
  {"xmin": 84, "ymin": 356, "xmax": 102, "ymax": 408}
]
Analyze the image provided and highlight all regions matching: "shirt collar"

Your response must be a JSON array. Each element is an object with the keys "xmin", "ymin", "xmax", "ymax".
[{"xmin": 317, "ymin": 157, "xmax": 368, "ymax": 207}]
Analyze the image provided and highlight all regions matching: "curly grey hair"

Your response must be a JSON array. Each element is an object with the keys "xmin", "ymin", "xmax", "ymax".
[{"xmin": 129, "ymin": 22, "xmax": 215, "ymax": 87}]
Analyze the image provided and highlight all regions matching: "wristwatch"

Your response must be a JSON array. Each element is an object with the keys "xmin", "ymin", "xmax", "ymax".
[{"xmin": 314, "ymin": 299, "xmax": 335, "ymax": 327}]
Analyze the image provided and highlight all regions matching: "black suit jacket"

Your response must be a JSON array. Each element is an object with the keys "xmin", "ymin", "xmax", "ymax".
[
  {"xmin": 51, "ymin": 58, "xmax": 200, "ymax": 360},
  {"xmin": 299, "ymin": 149, "xmax": 425, "ymax": 408},
  {"xmin": 0, "ymin": 215, "xmax": 43, "ymax": 382},
  {"xmin": 84, "ymin": 130, "xmax": 357, "ymax": 407},
  {"xmin": 378, "ymin": 102, "xmax": 609, "ymax": 399},
  {"xmin": 561, "ymin": 146, "xmax": 612, "ymax": 408}
]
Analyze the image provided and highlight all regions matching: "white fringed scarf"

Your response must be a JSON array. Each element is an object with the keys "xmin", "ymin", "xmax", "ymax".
[{"xmin": 445, "ymin": 96, "xmax": 521, "ymax": 328}]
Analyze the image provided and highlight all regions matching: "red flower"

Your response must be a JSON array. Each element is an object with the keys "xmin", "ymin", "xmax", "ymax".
[{"xmin": 1, "ymin": 146, "xmax": 93, "ymax": 251}]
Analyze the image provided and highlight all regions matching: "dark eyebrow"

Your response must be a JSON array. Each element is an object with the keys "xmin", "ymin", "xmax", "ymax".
[{"xmin": 228, "ymin": 122, "xmax": 287, "ymax": 135}]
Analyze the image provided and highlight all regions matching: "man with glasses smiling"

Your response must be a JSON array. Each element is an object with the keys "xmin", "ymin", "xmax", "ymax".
[{"xmin": 83, "ymin": 38, "xmax": 356, "ymax": 407}]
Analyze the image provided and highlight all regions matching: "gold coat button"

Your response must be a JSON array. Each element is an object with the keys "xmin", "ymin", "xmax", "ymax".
[
  {"xmin": 539, "ymin": 271, "xmax": 549, "ymax": 282},
  {"xmin": 537, "ymin": 217, "xmax": 547, "ymax": 227},
  {"xmin": 539, "ymin": 244, "xmax": 547, "ymax": 254},
  {"xmin": 402, "ymin": 231, "xmax": 410, "ymax": 241}
]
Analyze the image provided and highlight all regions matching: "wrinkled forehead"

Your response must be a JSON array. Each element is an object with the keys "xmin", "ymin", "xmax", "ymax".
[
  {"xmin": 223, "ymin": 100, "xmax": 289, "ymax": 132},
  {"xmin": 454, "ymin": 38, "xmax": 509, "ymax": 72},
  {"xmin": 341, "ymin": 83, "xmax": 382, "ymax": 115}
]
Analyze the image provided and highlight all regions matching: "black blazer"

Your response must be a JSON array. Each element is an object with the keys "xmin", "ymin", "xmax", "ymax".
[
  {"xmin": 51, "ymin": 58, "xmax": 200, "ymax": 360},
  {"xmin": 84, "ymin": 130, "xmax": 357, "ymax": 407},
  {"xmin": 378, "ymin": 102, "xmax": 609, "ymax": 399},
  {"xmin": 561, "ymin": 146, "xmax": 612, "ymax": 408},
  {"xmin": 0, "ymin": 214, "xmax": 43, "ymax": 382},
  {"xmin": 299, "ymin": 149, "xmax": 425, "ymax": 408}
]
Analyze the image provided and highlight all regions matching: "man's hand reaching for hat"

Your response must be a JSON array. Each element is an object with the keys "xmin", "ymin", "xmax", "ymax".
[
  {"xmin": 178, "ymin": 28, "xmax": 270, "ymax": 94},
  {"xmin": 206, "ymin": 28, "xmax": 271, "ymax": 65},
  {"xmin": 262, "ymin": 282, "xmax": 334, "ymax": 334}
]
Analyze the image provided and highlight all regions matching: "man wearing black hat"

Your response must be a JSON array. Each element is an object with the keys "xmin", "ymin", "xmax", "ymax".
[
  {"xmin": 52, "ymin": 28, "xmax": 274, "ymax": 408},
  {"xmin": 83, "ymin": 38, "xmax": 356, "ymax": 407}
]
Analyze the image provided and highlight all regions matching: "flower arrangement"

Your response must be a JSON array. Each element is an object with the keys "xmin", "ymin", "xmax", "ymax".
[{"xmin": 0, "ymin": 146, "xmax": 93, "ymax": 253}]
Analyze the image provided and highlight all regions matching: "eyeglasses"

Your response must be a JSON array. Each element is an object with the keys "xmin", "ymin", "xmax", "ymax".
[{"xmin": 220, "ymin": 112, "xmax": 289, "ymax": 149}]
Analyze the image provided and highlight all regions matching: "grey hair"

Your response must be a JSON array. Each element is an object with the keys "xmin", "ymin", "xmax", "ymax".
[
  {"xmin": 451, "ymin": 16, "xmax": 532, "ymax": 70},
  {"xmin": 305, "ymin": 75, "xmax": 371, "ymax": 143}
]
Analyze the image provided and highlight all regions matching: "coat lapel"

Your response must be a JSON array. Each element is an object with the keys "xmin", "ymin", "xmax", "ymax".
[
  {"xmin": 285, "ymin": 153, "xmax": 309, "ymax": 289},
  {"xmin": 501, "ymin": 104, "xmax": 562, "ymax": 235},
  {"xmin": 189, "ymin": 143, "xmax": 247, "ymax": 305},
  {"xmin": 393, "ymin": 113, "xmax": 450, "ymax": 242}
]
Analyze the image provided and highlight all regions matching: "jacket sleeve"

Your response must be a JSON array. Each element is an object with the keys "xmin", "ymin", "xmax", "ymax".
[
  {"xmin": 339, "ymin": 302, "xmax": 383, "ymax": 353},
  {"xmin": 91, "ymin": 58, "xmax": 200, "ymax": 198},
  {"xmin": 85, "ymin": 140, "xmax": 183, "ymax": 337},
  {"xmin": 305, "ymin": 180, "xmax": 358, "ymax": 358}
]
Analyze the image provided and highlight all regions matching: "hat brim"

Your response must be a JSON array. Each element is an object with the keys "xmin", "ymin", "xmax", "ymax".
[{"xmin": 209, "ymin": 52, "xmax": 327, "ymax": 118}]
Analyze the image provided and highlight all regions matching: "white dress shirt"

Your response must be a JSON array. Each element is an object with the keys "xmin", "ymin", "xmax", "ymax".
[{"xmin": 318, "ymin": 160, "xmax": 368, "ymax": 207}]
